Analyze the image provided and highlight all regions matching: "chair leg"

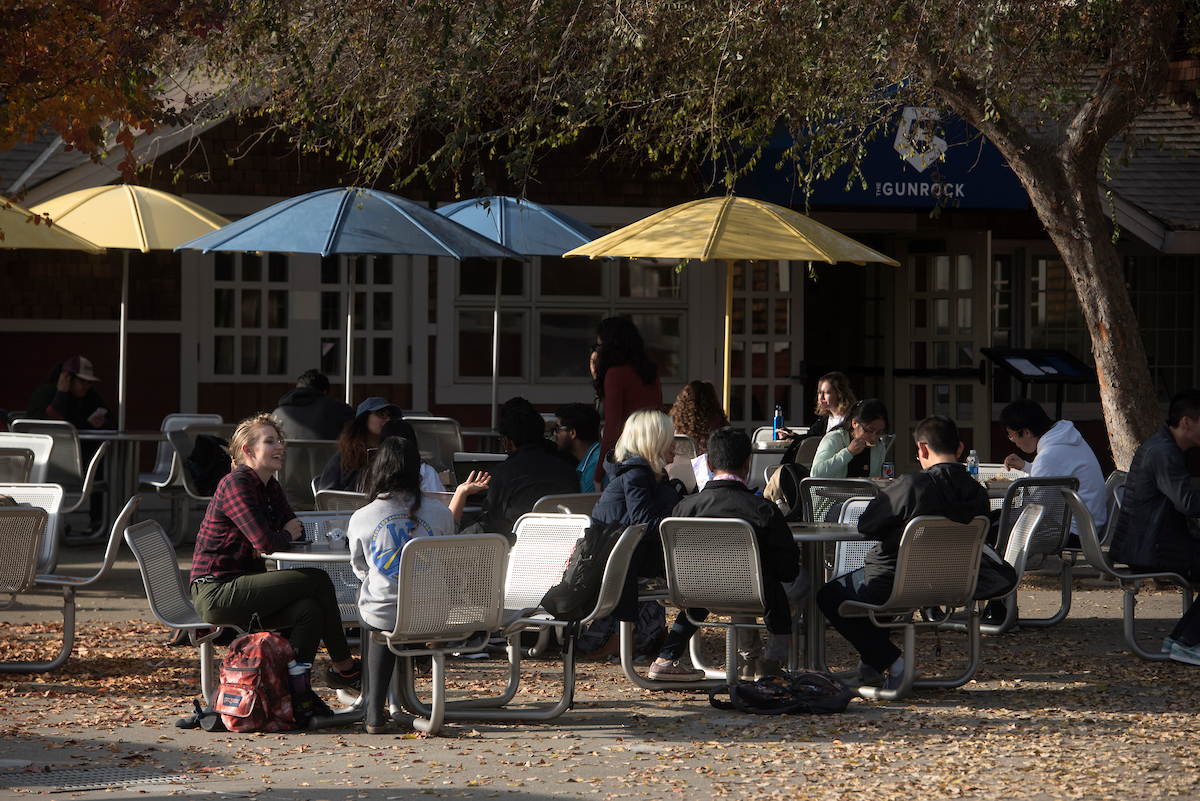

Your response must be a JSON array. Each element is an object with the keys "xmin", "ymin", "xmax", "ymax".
[
  {"xmin": 199, "ymin": 639, "xmax": 216, "ymax": 704},
  {"xmin": 916, "ymin": 611, "xmax": 982, "ymax": 689},
  {"xmin": 0, "ymin": 588, "xmax": 76, "ymax": 674},
  {"xmin": 618, "ymin": 621, "xmax": 722, "ymax": 691},
  {"xmin": 412, "ymin": 654, "xmax": 446, "ymax": 734},
  {"xmin": 856, "ymin": 625, "xmax": 916, "ymax": 701},
  {"xmin": 1020, "ymin": 561, "xmax": 1072, "ymax": 628},
  {"xmin": 1123, "ymin": 585, "xmax": 1170, "ymax": 661}
]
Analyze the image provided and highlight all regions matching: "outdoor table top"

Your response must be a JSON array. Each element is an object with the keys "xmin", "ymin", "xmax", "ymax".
[{"xmin": 262, "ymin": 541, "xmax": 352, "ymax": 563}]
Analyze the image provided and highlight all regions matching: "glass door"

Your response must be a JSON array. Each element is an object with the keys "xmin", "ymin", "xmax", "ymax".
[{"xmin": 726, "ymin": 260, "xmax": 803, "ymax": 429}]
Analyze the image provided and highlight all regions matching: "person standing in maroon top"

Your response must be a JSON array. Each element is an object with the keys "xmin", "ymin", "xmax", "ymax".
[{"xmin": 592, "ymin": 316, "xmax": 663, "ymax": 490}]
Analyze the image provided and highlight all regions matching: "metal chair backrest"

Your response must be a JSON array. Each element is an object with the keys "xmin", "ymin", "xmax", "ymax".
[
  {"xmin": 388, "ymin": 534, "xmax": 509, "ymax": 642},
  {"xmin": 0, "ymin": 508, "xmax": 49, "ymax": 601},
  {"xmin": 0, "ymin": 483, "xmax": 65, "ymax": 574},
  {"xmin": 1064, "ymin": 488, "xmax": 1119, "ymax": 580},
  {"xmin": 147, "ymin": 414, "xmax": 223, "ymax": 479},
  {"xmin": 278, "ymin": 439, "xmax": 339, "ymax": 511},
  {"xmin": 0, "ymin": 447, "xmax": 34, "ymax": 483},
  {"xmin": 123, "ymin": 519, "xmax": 200, "ymax": 629},
  {"xmin": 673, "ymin": 434, "xmax": 699, "ymax": 460},
  {"xmin": 505, "ymin": 513, "xmax": 591, "ymax": 611},
  {"xmin": 314, "ymin": 489, "xmax": 369, "ymax": 511},
  {"xmin": 799, "ymin": 477, "xmax": 880, "ymax": 523},
  {"xmin": 530, "ymin": 493, "xmax": 602, "ymax": 516},
  {"xmin": 996, "ymin": 476, "xmax": 1079, "ymax": 557},
  {"xmin": 171, "ymin": 423, "xmax": 238, "ymax": 499},
  {"xmin": 795, "ymin": 436, "xmax": 821, "ymax": 467},
  {"xmin": 1098, "ymin": 470, "xmax": 1127, "ymax": 547},
  {"xmin": 403, "ymin": 416, "xmax": 463, "ymax": 473},
  {"xmin": 659, "ymin": 517, "xmax": 767, "ymax": 616},
  {"xmin": 1002, "ymin": 504, "xmax": 1046, "ymax": 579},
  {"xmin": 667, "ymin": 458, "xmax": 698, "ymax": 493},
  {"xmin": 830, "ymin": 498, "xmax": 876, "ymax": 578},
  {"xmin": 0, "ymin": 433, "xmax": 54, "ymax": 483},
  {"xmin": 10, "ymin": 419, "xmax": 83, "ymax": 486},
  {"xmin": 586, "ymin": 524, "xmax": 647, "ymax": 624},
  {"xmin": 36, "ymin": 495, "xmax": 142, "ymax": 588},
  {"xmin": 881, "ymin": 515, "xmax": 990, "ymax": 610}
]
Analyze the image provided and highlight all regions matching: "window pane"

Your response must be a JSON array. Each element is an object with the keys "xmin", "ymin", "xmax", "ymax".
[
  {"xmin": 774, "ymin": 342, "xmax": 791, "ymax": 378},
  {"xmin": 750, "ymin": 385, "xmax": 769, "ymax": 422},
  {"xmin": 729, "ymin": 384, "xmax": 746, "ymax": 421},
  {"xmin": 542, "ymin": 257, "xmax": 602, "ymax": 296},
  {"xmin": 374, "ymin": 259, "xmax": 392, "ymax": 285},
  {"xmin": 774, "ymin": 298, "xmax": 791, "ymax": 335},
  {"xmin": 268, "ymin": 254, "xmax": 288, "ymax": 282},
  {"xmin": 321, "ymin": 292, "xmax": 340, "ymax": 330},
  {"xmin": 241, "ymin": 289, "xmax": 261, "ymax": 328},
  {"xmin": 731, "ymin": 341, "xmax": 745, "ymax": 379},
  {"xmin": 267, "ymin": 336, "xmax": 287, "ymax": 375},
  {"xmin": 956, "ymin": 297, "xmax": 973, "ymax": 334},
  {"xmin": 629, "ymin": 313, "xmax": 681, "ymax": 379},
  {"xmin": 373, "ymin": 338, "xmax": 391, "ymax": 377},
  {"xmin": 214, "ymin": 253, "xmax": 235, "ymax": 281},
  {"xmin": 750, "ymin": 261, "xmax": 769, "ymax": 292},
  {"xmin": 934, "ymin": 298, "xmax": 950, "ymax": 334},
  {"xmin": 774, "ymin": 384, "xmax": 791, "ymax": 414},
  {"xmin": 911, "ymin": 384, "xmax": 927, "ymax": 420},
  {"xmin": 732, "ymin": 298, "xmax": 745, "ymax": 336},
  {"xmin": 214, "ymin": 289, "xmax": 235, "ymax": 328},
  {"xmin": 353, "ymin": 256, "xmax": 367, "ymax": 285},
  {"xmin": 459, "ymin": 310, "xmax": 523, "ymax": 378},
  {"xmin": 460, "ymin": 258, "xmax": 524, "ymax": 296},
  {"xmin": 933, "ymin": 384, "xmax": 950, "ymax": 417},
  {"xmin": 751, "ymin": 299, "xmax": 768, "ymax": 335},
  {"xmin": 934, "ymin": 256, "xmax": 950, "ymax": 291},
  {"xmin": 321, "ymin": 337, "xmax": 339, "ymax": 374},
  {"xmin": 214, "ymin": 336, "xmax": 234, "ymax": 374},
  {"xmin": 956, "ymin": 384, "xmax": 973, "ymax": 422},
  {"xmin": 354, "ymin": 292, "xmax": 366, "ymax": 330},
  {"xmin": 912, "ymin": 341, "xmax": 927, "ymax": 369},
  {"xmin": 321, "ymin": 256, "xmax": 340, "ymax": 284},
  {"xmin": 241, "ymin": 336, "xmax": 260, "ymax": 374},
  {"xmin": 373, "ymin": 293, "xmax": 392, "ymax": 331},
  {"xmin": 910, "ymin": 256, "xmax": 927, "ymax": 292},
  {"xmin": 620, "ymin": 259, "xmax": 681, "ymax": 299},
  {"xmin": 242, "ymin": 255, "xmax": 261, "ymax": 282},
  {"xmin": 353, "ymin": 336, "xmax": 366, "ymax": 377},
  {"xmin": 957, "ymin": 342, "xmax": 974, "ymax": 367},
  {"xmin": 751, "ymin": 341, "xmax": 768, "ymax": 378},
  {"xmin": 267, "ymin": 290, "xmax": 288, "ymax": 328},
  {"xmin": 934, "ymin": 341, "xmax": 949, "ymax": 368},
  {"xmin": 956, "ymin": 255, "xmax": 973, "ymax": 291},
  {"xmin": 539, "ymin": 311, "xmax": 605, "ymax": 379},
  {"xmin": 911, "ymin": 299, "xmax": 927, "ymax": 334}
]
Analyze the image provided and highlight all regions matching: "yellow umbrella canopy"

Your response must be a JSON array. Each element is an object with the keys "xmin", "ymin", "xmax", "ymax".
[
  {"xmin": 32, "ymin": 185, "xmax": 231, "ymax": 429},
  {"xmin": 0, "ymin": 199, "xmax": 105, "ymax": 252},
  {"xmin": 564, "ymin": 195, "xmax": 900, "ymax": 409}
]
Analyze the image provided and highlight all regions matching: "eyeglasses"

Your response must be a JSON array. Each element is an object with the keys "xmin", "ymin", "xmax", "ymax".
[
  {"xmin": 552, "ymin": 425, "xmax": 569, "ymax": 434},
  {"xmin": 371, "ymin": 410, "xmax": 393, "ymax": 420},
  {"xmin": 1005, "ymin": 429, "xmax": 1022, "ymax": 441}
]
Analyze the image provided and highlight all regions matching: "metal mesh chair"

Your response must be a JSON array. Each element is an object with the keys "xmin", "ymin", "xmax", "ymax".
[
  {"xmin": 9, "ymin": 420, "xmax": 109, "ymax": 516},
  {"xmin": 139, "ymin": 414, "xmax": 223, "ymax": 486},
  {"xmin": 124, "ymin": 519, "xmax": 235, "ymax": 703},
  {"xmin": 0, "ymin": 508, "xmax": 49, "ymax": 620},
  {"xmin": 530, "ymin": 493, "xmax": 602, "ymax": 516},
  {"xmin": 800, "ymin": 477, "xmax": 879, "ymax": 523},
  {"xmin": 0, "ymin": 447, "xmax": 34, "ymax": 483},
  {"xmin": 314, "ymin": 490, "xmax": 369, "ymax": 512},
  {"xmin": 279, "ymin": 512, "xmax": 359, "ymax": 622},
  {"xmin": 795, "ymin": 436, "xmax": 821, "ymax": 468},
  {"xmin": 168, "ymin": 423, "xmax": 237, "ymax": 502},
  {"xmin": 0, "ymin": 433, "xmax": 54, "ymax": 483},
  {"xmin": 673, "ymin": 434, "xmax": 699, "ymax": 460},
  {"xmin": 995, "ymin": 476, "xmax": 1079, "ymax": 627},
  {"xmin": 7, "ymin": 496, "xmax": 144, "ymax": 673},
  {"xmin": 1067, "ymin": 486, "xmax": 1195, "ymax": 661},
  {"xmin": 837, "ymin": 514, "xmax": 990, "ymax": 700},
  {"xmin": 278, "ymin": 439, "xmax": 339, "ymax": 511},
  {"xmin": 653, "ymin": 517, "xmax": 768, "ymax": 688},
  {"xmin": 0, "ymin": 483, "xmax": 65, "ymax": 574},
  {"xmin": 828, "ymin": 498, "xmax": 877, "ymax": 580},
  {"xmin": 376, "ymin": 534, "xmax": 509, "ymax": 734},
  {"xmin": 403, "ymin": 417, "xmax": 464, "ymax": 474}
]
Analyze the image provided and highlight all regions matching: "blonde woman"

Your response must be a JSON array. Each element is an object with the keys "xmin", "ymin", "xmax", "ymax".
[
  {"xmin": 579, "ymin": 409, "xmax": 680, "ymax": 661},
  {"xmin": 190, "ymin": 413, "xmax": 360, "ymax": 698}
]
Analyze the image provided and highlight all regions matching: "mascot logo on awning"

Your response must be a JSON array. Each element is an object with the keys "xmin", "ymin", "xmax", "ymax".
[{"xmin": 893, "ymin": 107, "xmax": 947, "ymax": 172}]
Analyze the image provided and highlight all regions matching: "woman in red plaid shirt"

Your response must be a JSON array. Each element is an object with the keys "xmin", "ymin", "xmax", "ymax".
[{"xmin": 190, "ymin": 413, "xmax": 361, "ymax": 692}]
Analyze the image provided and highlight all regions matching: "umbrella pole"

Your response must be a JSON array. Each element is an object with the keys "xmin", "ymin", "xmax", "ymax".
[
  {"xmin": 118, "ymin": 251, "xmax": 129, "ymax": 431},
  {"xmin": 722, "ymin": 260, "xmax": 734, "ymax": 414},
  {"xmin": 345, "ymin": 258, "xmax": 356, "ymax": 405},
  {"xmin": 491, "ymin": 260, "xmax": 502, "ymax": 431}
]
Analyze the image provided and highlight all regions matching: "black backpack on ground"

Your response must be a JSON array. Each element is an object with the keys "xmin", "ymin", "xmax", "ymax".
[
  {"xmin": 186, "ymin": 434, "xmax": 231, "ymax": 496},
  {"xmin": 540, "ymin": 521, "xmax": 628, "ymax": 622},
  {"xmin": 710, "ymin": 670, "xmax": 855, "ymax": 715}
]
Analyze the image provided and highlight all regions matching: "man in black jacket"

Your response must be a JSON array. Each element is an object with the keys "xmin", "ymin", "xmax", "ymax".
[
  {"xmin": 1110, "ymin": 388, "xmax": 1200, "ymax": 664},
  {"xmin": 817, "ymin": 415, "xmax": 989, "ymax": 690},
  {"xmin": 271, "ymin": 370, "xmax": 354, "ymax": 441},
  {"xmin": 647, "ymin": 426, "xmax": 804, "ymax": 681}
]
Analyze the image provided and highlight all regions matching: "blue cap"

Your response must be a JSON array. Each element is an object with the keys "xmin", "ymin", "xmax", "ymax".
[{"xmin": 355, "ymin": 397, "xmax": 403, "ymax": 418}]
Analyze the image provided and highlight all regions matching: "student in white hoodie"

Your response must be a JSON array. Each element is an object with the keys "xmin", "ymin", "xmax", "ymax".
[
  {"xmin": 1000, "ymin": 398, "xmax": 1108, "ymax": 536},
  {"xmin": 348, "ymin": 436, "xmax": 488, "ymax": 733}
]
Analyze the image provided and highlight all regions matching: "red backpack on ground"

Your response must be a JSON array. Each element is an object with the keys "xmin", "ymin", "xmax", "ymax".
[{"xmin": 213, "ymin": 632, "xmax": 296, "ymax": 732}]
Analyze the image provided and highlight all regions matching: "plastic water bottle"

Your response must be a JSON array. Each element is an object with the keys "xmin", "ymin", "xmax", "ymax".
[
  {"xmin": 967, "ymin": 449, "xmax": 980, "ymax": 482},
  {"xmin": 773, "ymin": 405, "xmax": 785, "ymax": 441}
]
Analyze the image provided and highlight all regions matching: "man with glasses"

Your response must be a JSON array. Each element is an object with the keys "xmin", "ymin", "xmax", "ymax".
[{"xmin": 553, "ymin": 403, "xmax": 602, "ymax": 493}]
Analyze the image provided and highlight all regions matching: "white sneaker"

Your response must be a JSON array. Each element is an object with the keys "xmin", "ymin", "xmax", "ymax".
[
  {"xmin": 1162, "ymin": 637, "xmax": 1178, "ymax": 654},
  {"xmin": 1169, "ymin": 641, "xmax": 1200, "ymax": 666},
  {"xmin": 647, "ymin": 660, "xmax": 705, "ymax": 681}
]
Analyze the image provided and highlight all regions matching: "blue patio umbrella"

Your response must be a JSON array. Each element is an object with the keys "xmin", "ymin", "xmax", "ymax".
[
  {"xmin": 177, "ymin": 187, "xmax": 524, "ymax": 404},
  {"xmin": 438, "ymin": 197, "xmax": 602, "ymax": 426}
]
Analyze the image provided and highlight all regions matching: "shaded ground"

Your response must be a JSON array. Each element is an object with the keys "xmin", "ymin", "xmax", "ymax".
[{"xmin": 2, "ymin": 543, "xmax": 1199, "ymax": 800}]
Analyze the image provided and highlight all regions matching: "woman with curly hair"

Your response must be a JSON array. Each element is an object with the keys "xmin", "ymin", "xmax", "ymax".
[
  {"xmin": 811, "ymin": 371, "xmax": 856, "ymax": 438},
  {"xmin": 670, "ymin": 380, "xmax": 729, "ymax": 455},
  {"xmin": 591, "ymin": 316, "xmax": 663, "ymax": 490}
]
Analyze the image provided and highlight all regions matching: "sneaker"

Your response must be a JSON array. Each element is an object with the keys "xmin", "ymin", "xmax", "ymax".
[
  {"xmin": 1162, "ymin": 637, "xmax": 1178, "ymax": 654},
  {"xmin": 754, "ymin": 659, "xmax": 785, "ymax": 680},
  {"xmin": 882, "ymin": 666, "xmax": 925, "ymax": 691},
  {"xmin": 1169, "ymin": 641, "xmax": 1200, "ymax": 666},
  {"xmin": 737, "ymin": 659, "xmax": 757, "ymax": 683},
  {"xmin": 858, "ymin": 661, "xmax": 884, "ymax": 686},
  {"xmin": 325, "ymin": 660, "xmax": 362, "ymax": 692},
  {"xmin": 647, "ymin": 660, "xmax": 705, "ymax": 681}
]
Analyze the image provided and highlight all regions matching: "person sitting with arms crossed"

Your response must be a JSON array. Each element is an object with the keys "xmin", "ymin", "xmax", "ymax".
[{"xmin": 817, "ymin": 415, "xmax": 990, "ymax": 690}]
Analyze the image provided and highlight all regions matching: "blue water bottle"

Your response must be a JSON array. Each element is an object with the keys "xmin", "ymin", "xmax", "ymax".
[{"xmin": 773, "ymin": 405, "xmax": 784, "ymax": 441}]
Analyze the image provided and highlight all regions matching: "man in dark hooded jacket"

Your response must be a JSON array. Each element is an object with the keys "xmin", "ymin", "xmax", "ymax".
[
  {"xmin": 271, "ymin": 370, "xmax": 354, "ymax": 441},
  {"xmin": 817, "ymin": 415, "xmax": 990, "ymax": 689}
]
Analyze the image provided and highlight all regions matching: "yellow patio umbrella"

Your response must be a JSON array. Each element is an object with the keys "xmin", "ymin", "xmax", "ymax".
[
  {"xmin": 33, "ymin": 186, "xmax": 231, "ymax": 430},
  {"xmin": 564, "ymin": 195, "xmax": 900, "ymax": 410},
  {"xmin": 1, "ymin": 199, "xmax": 105, "ymax": 253}
]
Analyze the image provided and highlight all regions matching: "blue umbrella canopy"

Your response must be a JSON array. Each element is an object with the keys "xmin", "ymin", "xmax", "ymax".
[
  {"xmin": 436, "ymin": 196, "xmax": 601, "ymax": 256},
  {"xmin": 176, "ymin": 187, "xmax": 523, "ymax": 260}
]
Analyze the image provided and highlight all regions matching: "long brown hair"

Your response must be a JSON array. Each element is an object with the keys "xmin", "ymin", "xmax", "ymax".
[
  {"xmin": 814, "ymin": 371, "xmax": 856, "ymax": 420},
  {"xmin": 670, "ymin": 380, "xmax": 728, "ymax": 454},
  {"xmin": 336, "ymin": 413, "xmax": 372, "ymax": 473}
]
